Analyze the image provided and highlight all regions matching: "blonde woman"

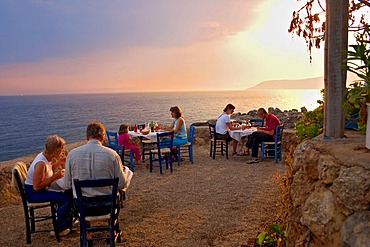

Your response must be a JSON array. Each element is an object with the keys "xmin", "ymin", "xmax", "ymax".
[{"xmin": 24, "ymin": 135, "xmax": 73, "ymax": 236}]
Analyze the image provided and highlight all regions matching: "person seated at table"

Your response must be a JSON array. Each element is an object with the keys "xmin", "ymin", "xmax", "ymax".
[
  {"xmin": 245, "ymin": 108, "xmax": 281, "ymax": 164},
  {"xmin": 118, "ymin": 123, "xmax": 141, "ymax": 164},
  {"xmin": 159, "ymin": 106, "xmax": 187, "ymax": 160},
  {"xmin": 62, "ymin": 121, "xmax": 131, "ymax": 215},
  {"xmin": 24, "ymin": 135, "xmax": 73, "ymax": 236},
  {"xmin": 215, "ymin": 103, "xmax": 243, "ymax": 156}
]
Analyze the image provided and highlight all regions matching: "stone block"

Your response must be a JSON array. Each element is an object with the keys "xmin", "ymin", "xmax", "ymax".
[{"xmin": 341, "ymin": 211, "xmax": 370, "ymax": 247}]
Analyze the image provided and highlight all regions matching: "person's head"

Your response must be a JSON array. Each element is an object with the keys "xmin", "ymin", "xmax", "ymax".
[
  {"xmin": 86, "ymin": 121, "xmax": 106, "ymax": 141},
  {"xmin": 118, "ymin": 124, "xmax": 130, "ymax": 134},
  {"xmin": 170, "ymin": 106, "xmax": 183, "ymax": 119},
  {"xmin": 44, "ymin": 135, "xmax": 65, "ymax": 157},
  {"xmin": 223, "ymin": 103, "xmax": 235, "ymax": 114},
  {"xmin": 257, "ymin": 108, "xmax": 268, "ymax": 119}
]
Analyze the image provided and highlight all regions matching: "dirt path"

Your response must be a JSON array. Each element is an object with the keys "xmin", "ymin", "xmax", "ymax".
[{"xmin": 0, "ymin": 145, "xmax": 284, "ymax": 247}]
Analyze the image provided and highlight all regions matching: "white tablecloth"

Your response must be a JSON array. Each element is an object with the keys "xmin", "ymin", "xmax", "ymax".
[
  {"xmin": 128, "ymin": 130, "xmax": 166, "ymax": 141},
  {"xmin": 229, "ymin": 127, "xmax": 257, "ymax": 142}
]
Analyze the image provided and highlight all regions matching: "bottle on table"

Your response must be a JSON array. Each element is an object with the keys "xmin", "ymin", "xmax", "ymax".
[
  {"xmin": 134, "ymin": 124, "xmax": 138, "ymax": 133},
  {"xmin": 150, "ymin": 121, "xmax": 154, "ymax": 132}
]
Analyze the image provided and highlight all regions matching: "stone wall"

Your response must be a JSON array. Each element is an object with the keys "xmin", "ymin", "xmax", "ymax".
[{"xmin": 287, "ymin": 132, "xmax": 370, "ymax": 246}]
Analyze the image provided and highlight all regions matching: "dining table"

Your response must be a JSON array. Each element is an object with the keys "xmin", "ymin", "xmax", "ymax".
[
  {"xmin": 128, "ymin": 130, "xmax": 167, "ymax": 141},
  {"xmin": 229, "ymin": 127, "xmax": 257, "ymax": 142}
]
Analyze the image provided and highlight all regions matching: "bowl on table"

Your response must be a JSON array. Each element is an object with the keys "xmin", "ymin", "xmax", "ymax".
[{"xmin": 141, "ymin": 129, "xmax": 150, "ymax": 135}]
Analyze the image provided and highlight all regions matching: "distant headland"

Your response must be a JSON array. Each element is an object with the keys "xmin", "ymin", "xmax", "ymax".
[{"xmin": 247, "ymin": 77, "xmax": 324, "ymax": 90}]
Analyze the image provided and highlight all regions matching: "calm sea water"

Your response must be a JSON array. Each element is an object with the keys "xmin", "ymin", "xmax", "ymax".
[{"xmin": 0, "ymin": 90, "xmax": 321, "ymax": 162}]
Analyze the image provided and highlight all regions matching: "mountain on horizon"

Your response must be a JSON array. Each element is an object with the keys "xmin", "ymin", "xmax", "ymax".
[{"xmin": 247, "ymin": 77, "xmax": 324, "ymax": 90}]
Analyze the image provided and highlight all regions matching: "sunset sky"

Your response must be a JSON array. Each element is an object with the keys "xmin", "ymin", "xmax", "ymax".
[{"xmin": 0, "ymin": 0, "xmax": 326, "ymax": 95}]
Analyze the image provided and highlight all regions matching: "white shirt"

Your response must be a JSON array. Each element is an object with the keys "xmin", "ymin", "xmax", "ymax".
[
  {"xmin": 215, "ymin": 113, "xmax": 230, "ymax": 135},
  {"xmin": 25, "ymin": 152, "xmax": 53, "ymax": 186}
]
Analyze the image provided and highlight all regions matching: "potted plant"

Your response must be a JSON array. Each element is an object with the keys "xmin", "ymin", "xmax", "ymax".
[{"xmin": 342, "ymin": 29, "xmax": 370, "ymax": 148}]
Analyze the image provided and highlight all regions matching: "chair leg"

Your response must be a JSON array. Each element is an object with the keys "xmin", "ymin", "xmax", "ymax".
[
  {"xmin": 177, "ymin": 146, "xmax": 181, "ymax": 166},
  {"xmin": 209, "ymin": 142, "xmax": 212, "ymax": 157},
  {"xmin": 149, "ymin": 152, "xmax": 153, "ymax": 173},
  {"xmin": 260, "ymin": 143, "xmax": 265, "ymax": 161},
  {"xmin": 158, "ymin": 154, "xmax": 163, "ymax": 174},
  {"xmin": 25, "ymin": 209, "xmax": 32, "ymax": 244},
  {"xmin": 129, "ymin": 151, "xmax": 134, "ymax": 172},
  {"xmin": 51, "ymin": 202, "xmax": 60, "ymax": 242},
  {"xmin": 225, "ymin": 141, "xmax": 229, "ymax": 159},
  {"xmin": 189, "ymin": 146, "xmax": 193, "ymax": 164},
  {"xmin": 169, "ymin": 153, "xmax": 173, "ymax": 173},
  {"xmin": 213, "ymin": 141, "xmax": 216, "ymax": 159},
  {"xmin": 30, "ymin": 208, "xmax": 36, "ymax": 231}
]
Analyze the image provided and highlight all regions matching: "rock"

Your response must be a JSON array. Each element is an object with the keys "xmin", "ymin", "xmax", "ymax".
[
  {"xmin": 341, "ymin": 211, "xmax": 370, "ymax": 247},
  {"xmin": 318, "ymin": 155, "xmax": 340, "ymax": 185},
  {"xmin": 287, "ymin": 133, "xmax": 369, "ymax": 247},
  {"xmin": 300, "ymin": 188, "xmax": 337, "ymax": 241},
  {"xmin": 331, "ymin": 166, "xmax": 370, "ymax": 212}
]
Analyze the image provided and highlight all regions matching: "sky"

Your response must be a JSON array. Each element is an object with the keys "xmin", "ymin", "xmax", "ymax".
[{"xmin": 0, "ymin": 0, "xmax": 326, "ymax": 95}]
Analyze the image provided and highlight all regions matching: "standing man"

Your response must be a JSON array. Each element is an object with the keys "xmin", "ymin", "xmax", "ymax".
[
  {"xmin": 215, "ymin": 103, "xmax": 243, "ymax": 156},
  {"xmin": 62, "ymin": 121, "xmax": 130, "ymax": 206},
  {"xmin": 245, "ymin": 108, "xmax": 281, "ymax": 164}
]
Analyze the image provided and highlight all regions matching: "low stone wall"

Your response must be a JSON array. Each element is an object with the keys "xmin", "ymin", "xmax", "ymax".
[{"xmin": 287, "ymin": 132, "xmax": 370, "ymax": 246}]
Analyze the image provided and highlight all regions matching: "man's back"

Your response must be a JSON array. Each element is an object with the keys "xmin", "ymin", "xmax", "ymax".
[{"xmin": 64, "ymin": 139, "xmax": 127, "ymax": 198}]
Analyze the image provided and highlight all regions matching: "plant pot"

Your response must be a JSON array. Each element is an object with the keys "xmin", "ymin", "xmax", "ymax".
[{"xmin": 366, "ymin": 103, "xmax": 370, "ymax": 149}]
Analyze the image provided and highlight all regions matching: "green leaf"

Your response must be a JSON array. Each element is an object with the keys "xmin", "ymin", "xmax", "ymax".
[
  {"xmin": 256, "ymin": 231, "xmax": 267, "ymax": 245},
  {"xmin": 269, "ymin": 224, "xmax": 281, "ymax": 234}
]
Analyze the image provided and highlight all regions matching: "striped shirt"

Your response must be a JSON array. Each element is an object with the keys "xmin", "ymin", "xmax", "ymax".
[{"xmin": 63, "ymin": 139, "xmax": 127, "ymax": 198}]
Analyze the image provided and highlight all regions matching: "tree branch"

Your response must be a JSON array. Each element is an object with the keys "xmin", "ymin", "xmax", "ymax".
[{"xmin": 358, "ymin": 0, "xmax": 370, "ymax": 7}]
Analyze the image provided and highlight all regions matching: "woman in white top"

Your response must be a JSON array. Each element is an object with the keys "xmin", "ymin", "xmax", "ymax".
[
  {"xmin": 215, "ymin": 103, "xmax": 243, "ymax": 155},
  {"xmin": 24, "ymin": 135, "xmax": 72, "ymax": 235}
]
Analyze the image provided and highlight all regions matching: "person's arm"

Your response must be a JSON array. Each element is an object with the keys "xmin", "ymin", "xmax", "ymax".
[
  {"xmin": 257, "ymin": 127, "xmax": 274, "ymax": 135},
  {"xmin": 61, "ymin": 156, "xmax": 72, "ymax": 190},
  {"xmin": 158, "ymin": 121, "xmax": 174, "ymax": 131},
  {"xmin": 226, "ymin": 122, "xmax": 242, "ymax": 130},
  {"xmin": 114, "ymin": 154, "xmax": 128, "ymax": 189},
  {"xmin": 33, "ymin": 161, "xmax": 63, "ymax": 191}
]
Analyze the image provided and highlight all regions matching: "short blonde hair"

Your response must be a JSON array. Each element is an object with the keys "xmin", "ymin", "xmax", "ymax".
[{"xmin": 44, "ymin": 135, "xmax": 65, "ymax": 154}]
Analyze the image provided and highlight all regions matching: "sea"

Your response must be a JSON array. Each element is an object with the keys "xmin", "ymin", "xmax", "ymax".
[{"xmin": 0, "ymin": 90, "xmax": 321, "ymax": 162}]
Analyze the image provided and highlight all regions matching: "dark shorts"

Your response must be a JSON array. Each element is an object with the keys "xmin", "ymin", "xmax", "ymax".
[{"xmin": 216, "ymin": 132, "xmax": 233, "ymax": 141}]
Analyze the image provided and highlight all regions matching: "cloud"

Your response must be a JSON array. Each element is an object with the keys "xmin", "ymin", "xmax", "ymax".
[{"xmin": 0, "ymin": 0, "xmax": 260, "ymax": 64}]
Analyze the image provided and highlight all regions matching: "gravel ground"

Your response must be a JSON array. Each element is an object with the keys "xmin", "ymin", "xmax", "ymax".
[{"xmin": 0, "ymin": 144, "xmax": 284, "ymax": 247}]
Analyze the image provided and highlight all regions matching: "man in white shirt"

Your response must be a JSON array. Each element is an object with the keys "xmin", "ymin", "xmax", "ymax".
[{"xmin": 215, "ymin": 103, "xmax": 243, "ymax": 156}]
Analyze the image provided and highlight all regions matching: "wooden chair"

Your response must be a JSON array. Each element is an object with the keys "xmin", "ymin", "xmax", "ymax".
[
  {"xmin": 149, "ymin": 131, "xmax": 174, "ymax": 174},
  {"xmin": 74, "ymin": 178, "xmax": 122, "ymax": 247},
  {"xmin": 177, "ymin": 125, "xmax": 195, "ymax": 165},
  {"xmin": 136, "ymin": 124, "xmax": 157, "ymax": 163},
  {"xmin": 261, "ymin": 125, "xmax": 284, "ymax": 163},
  {"xmin": 12, "ymin": 162, "xmax": 60, "ymax": 244},
  {"xmin": 208, "ymin": 123, "xmax": 229, "ymax": 159},
  {"xmin": 106, "ymin": 131, "xmax": 134, "ymax": 172},
  {"xmin": 250, "ymin": 118, "xmax": 264, "ymax": 127}
]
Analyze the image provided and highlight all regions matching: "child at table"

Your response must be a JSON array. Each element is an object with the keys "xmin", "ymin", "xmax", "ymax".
[{"xmin": 118, "ymin": 124, "xmax": 141, "ymax": 164}]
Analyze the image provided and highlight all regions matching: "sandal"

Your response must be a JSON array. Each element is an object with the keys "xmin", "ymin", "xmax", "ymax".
[
  {"xmin": 236, "ymin": 150, "xmax": 250, "ymax": 156},
  {"xmin": 246, "ymin": 159, "xmax": 259, "ymax": 164}
]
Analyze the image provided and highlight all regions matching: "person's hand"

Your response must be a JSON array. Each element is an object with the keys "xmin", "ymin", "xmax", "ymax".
[{"xmin": 54, "ymin": 170, "xmax": 64, "ymax": 179}]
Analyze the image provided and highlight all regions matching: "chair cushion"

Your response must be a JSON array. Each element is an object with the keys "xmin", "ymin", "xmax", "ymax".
[
  {"xmin": 142, "ymin": 140, "xmax": 156, "ymax": 144},
  {"xmin": 263, "ymin": 141, "xmax": 281, "ymax": 145},
  {"xmin": 210, "ymin": 139, "xmax": 228, "ymax": 144},
  {"xmin": 27, "ymin": 202, "xmax": 51, "ymax": 208},
  {"xmin": 85, "ymin": 214, "xmax": 111, "ymax": 222},
  {"xmin": 180, "ymin": 142, "xmax": 191, "ymax": 147},
  {"xmin": 151, "ymin": 148, "xmax": 171, "ymax": 154}
]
